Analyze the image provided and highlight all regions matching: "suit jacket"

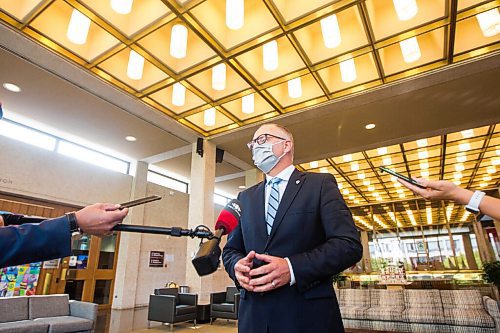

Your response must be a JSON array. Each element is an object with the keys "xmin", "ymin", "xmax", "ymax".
[
  {"xmin": 222, "ymin": 169, "xmax": 362, "ymax": 333},
  {"xmin": 0, "ymin": 216, "xmax": 71, "ymax": 268}
]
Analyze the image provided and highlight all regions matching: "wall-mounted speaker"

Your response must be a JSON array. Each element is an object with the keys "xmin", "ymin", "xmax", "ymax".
[
  {"xmin": 216, "ymin": 148, "xmax": 224, "ymax": 163},
  {"xmin": 196, "ymin": 138, "xmax": 203, "ymax": 157}
]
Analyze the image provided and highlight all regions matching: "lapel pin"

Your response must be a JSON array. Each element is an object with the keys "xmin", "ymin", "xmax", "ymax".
[{"xmin": 296, "ymin": 180, "xmax": 300, "ymax": 185}]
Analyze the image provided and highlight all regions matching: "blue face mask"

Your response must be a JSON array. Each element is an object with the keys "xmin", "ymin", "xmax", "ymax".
[{"xmin": 252, "ymin": 140, "xmax": 285, "ymax": 174}]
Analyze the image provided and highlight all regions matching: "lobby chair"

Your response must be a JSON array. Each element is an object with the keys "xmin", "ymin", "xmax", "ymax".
[
  {"xmin": 147, "ymin": 288, "xmax": 197, "ymax": 332},
  {"xmin": 210, "ymin": 286, "xmax": 240, "ymax": 323}
]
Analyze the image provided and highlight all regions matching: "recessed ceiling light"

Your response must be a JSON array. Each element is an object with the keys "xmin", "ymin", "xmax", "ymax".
[
  {"xmin": 3, "ymin": 83, "xmax": 21, "ymax": 92},
  {"xmin": 125, "ymin": 136, "xmax": 136, "ymax": 142},
  {"xmin": 238, "ymin": 185, "xmax": 246, "ymax": 189},
  {"xmin": 365, "ymin": 123, "xmax": 376, "ymax": 130}
]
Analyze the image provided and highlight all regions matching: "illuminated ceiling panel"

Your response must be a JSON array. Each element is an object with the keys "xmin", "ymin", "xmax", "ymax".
[
  {"xmin": 0, "ymin": 0, "xmax": 498, "ymax": 136},
  {"xmin": 297, "ymin": 123, "xmax": 499, "ymax": 231}
]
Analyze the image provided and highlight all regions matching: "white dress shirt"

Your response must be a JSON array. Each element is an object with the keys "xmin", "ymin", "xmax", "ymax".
[{"xmin": 264, "ymin": 164, "xmax": 297, "ymax": 286}]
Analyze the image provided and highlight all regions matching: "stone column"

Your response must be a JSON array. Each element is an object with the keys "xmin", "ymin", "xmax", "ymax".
[
  {"xmin": 112, "ymin": 161, "xmax": 148, "ymax": 309},
  {"xmin": 185, "ymin": 140, "xmax": 216, "ymax": 304},
  {"xmin": 245, "ymin": 168, "xmax": 263, "ymax": 188},
  {"xmin": 462, "ymin": 233, "xmax": 478, "ymax": 270},
  {"xmin": 360, "ymin": 231, "xmax": 372, "ymax": 273}
]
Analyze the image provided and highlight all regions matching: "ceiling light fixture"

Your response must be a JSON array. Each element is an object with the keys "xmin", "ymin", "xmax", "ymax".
[
  {"xmin": 383, "ymin": 157, "xmax": 392, "ymax": 166},
  {"xmin": 351, "ymin": 161, "xmax": 359, "ymax": 171},
  {"xmin": 343, "ymin": 154, "xmax": 352, "ymax": 163},
  {"xmin": 420, "ymin": 161, "xmax": 429, "ymax": 169},
  {"xmin": 238, "ymin": 185, "xmax": 246, "ymax": 189},
  {"xmin": 212, "ymin": 63, "xmax": 226, "ymax": 91},
  {"xmin": 399, "ymin": 37, "xmax": 421, "ymax": 63},
  {"xmin": 126, "ymin": 50, "xmax": 144, "ymax": 80},
  {"xmin": 204, "ymin": 108, "xmax": 216, "ymax": 127},
  {"xmin": 461, "ymin": 129, "xmax": 474, "ymax": 138},
  {"xmin": 288, "ymin": 77, "xmax": 302, "ymax": 99},
  {"xmin": 358, "ymin": 172, "xmax": 365, "ymax": 180},
  {"xmin": 368, "ymin": 185, "xmax": 375, "ymax": 191},
  {"xmin": 363, "ymin": 179, "xmax": 371, "ymax": 186},
  {"xmin": 420, "ymin": 170, "xmax": 429, "ymax": 177},
  {"xmin": 320, "ymin": 14, "xmax": 341, "ymax": 49},
  {"xmin": 172, "ymin": 82, "xmax": 186, "ymax": 106},
  {"xmin": 456, "ymin": 152, "xmax": 467, "ymax": 163},
  {"xmin": 226, "ymin": 0, "xmax": 244, "ymax": 30},
  {"xmin": 455, "ymin": 164, "xmax": 465, "ymax": 172},
  {"xmin": 170, "ymin": 24, "xmax": 188, "ymax": 59},
  {"xmin": 111, "ymin": 0, "xmax": 133, "ymax": 15},
  {"xmin": 125, "ymin": 136, "xmax": 136, "ymax": 142},
  {"xmin": 492, "ymin": 158, "xmax": 500, "ymax": 166},
  {"xmin": 377, "ymin": 147, "xmax": 388, "ymax": 155},
  {"xmin": 418, "ymin": 150, "xmax": 428, "ymax": 159},
  {"xmin": 476, "ymin": 8, "xmax": 500, "ymax": 37},
  {"xmin": 483, "ymin": 175, "xmax": 492, "ymax": 181},
  {"xmin": 2, "ymin": 83, "xmax": 21, "ymax": 92},
  {"xmin": 416, "ymin": 138, "xmax": 428, "ymax": 147},
  {"xmin": 487, "ymin": 166, "xmax": 496, "ymax": 174},
  {"xmin": 263, "ymin": 40, "xmax": 278, "ymax": 71},
  {"xmin": 242, "ymin": 93, "xmax": 254, "ymax": 114},
  {"xmin": 67, "ymin": 9, "xmax": 91, "ymax": 45},
  {"xmin": 453, "ymin": 180, "xmax": 461, "ymax": 186},
  {"xmin": 339, "ymin": 58, "xmax": 356, "ymax": 83},
  {"xmin": 310, "ymin": 161, "xmax": 319, "ymax": 169},
  {"xmin": 342, "ymin": 189, "xmax": 349, "ymax": 195},
  {"xmin": 320, "ymin": 167, "xmax": 328, "ymax": 173},
  {"xmin": 393, "ymin": 0, "xmax": 418, "ymax": 21},
  {"xmin": 480, "ymin": 182, "xmax": 488, "ymax": 188},
  {"xmin": 459, "ymin": 142, "xmax": 471, "ymax": 151},
  {"xmin": 365, "ymin": 123, "xmax": 376, "ymax": 130},
  {"xmin": 453, "ymin": 172, "xmax": 462, "ymax": 180}
]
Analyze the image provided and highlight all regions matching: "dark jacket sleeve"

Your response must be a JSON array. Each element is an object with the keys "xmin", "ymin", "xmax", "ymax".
[
  {"xmin": 288, "ymin": 174, "xmax": 362, "ymax": 292},
  {"xmin": 0, "ymin": 216, "xmax": 72, "ymax": 268},
  {"xmin": 222, "ymin": 194, "xmax": 246, "ymax": 284}
]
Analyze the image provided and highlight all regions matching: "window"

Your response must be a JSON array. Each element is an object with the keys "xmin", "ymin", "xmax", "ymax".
[
  {"xmin": 147, "ymin": 170, "xmax": 188, "ymax": 193},
  {"xmin": 57, "ymin": 141, "xmax": 129, "ymax": 174},
  {"xmin": 0, "ymin": 119, "xmax": 56, "ymax": 150}
]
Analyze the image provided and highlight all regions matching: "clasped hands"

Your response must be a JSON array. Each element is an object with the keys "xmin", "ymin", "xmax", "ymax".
[{"xmin": 234, "ymin": 250, "xmax": 291, "ymax": 292}]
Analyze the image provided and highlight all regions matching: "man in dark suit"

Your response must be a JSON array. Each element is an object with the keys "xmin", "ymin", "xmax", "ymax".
[
  {"xmin": 223, "ymin": 123, "xmax": 362, "ymax": 333},
  {"xmin": 0, "ymin": 203, "xmax": 128, "ymax": 267}
]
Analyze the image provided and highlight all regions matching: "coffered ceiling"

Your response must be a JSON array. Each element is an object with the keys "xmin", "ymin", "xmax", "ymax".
[{"xmin": 0, "ymin": 0, "xmax": 498, "ymax": 136}]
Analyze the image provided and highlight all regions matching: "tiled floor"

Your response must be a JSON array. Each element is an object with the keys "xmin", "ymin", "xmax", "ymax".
[
  {"xmin": 95, "ymin": 307, "xmax": 392, "ymax": 333},
  {"xmin": 96, "ymin": 307, "xmax": 237, "ymax": 333}
]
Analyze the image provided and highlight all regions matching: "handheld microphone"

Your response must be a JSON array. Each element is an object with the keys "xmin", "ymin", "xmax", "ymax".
[{"xmin": 192, "ymin": 199, "xmax": 241, "ymax": 276}]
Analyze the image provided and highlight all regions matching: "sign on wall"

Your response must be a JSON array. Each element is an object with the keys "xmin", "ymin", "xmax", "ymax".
[{"xmin": 149, "ymin": 251, "xmax": 165, "ymax": 268}]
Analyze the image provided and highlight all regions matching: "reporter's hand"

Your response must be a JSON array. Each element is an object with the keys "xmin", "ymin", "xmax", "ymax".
[
  {"xmin": 248, "ymin": 253, "xmax": 290, "ymax": 292},
  {"xmin": 75, "ymin": 203, "xmax": 129, "ymax": 236},
  {"xmin": 0, "ymin": 215, "xmax": 4, "ymax": 227},
  {"xmin": 234, "ymin": 251, "xmax": 256, "ymax": 291},
  {"xmin": 397, "ymin": 178, "xmax": 472, "ymax": 205}
]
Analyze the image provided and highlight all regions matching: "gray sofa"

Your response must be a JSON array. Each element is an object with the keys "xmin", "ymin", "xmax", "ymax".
[
  {"xmin": 0, "ymin": 294, "xmax": 97, "ymax": 333},
  {"xmin": 338, "ymin": 288, "xmax": 500, "ymax": 333}
]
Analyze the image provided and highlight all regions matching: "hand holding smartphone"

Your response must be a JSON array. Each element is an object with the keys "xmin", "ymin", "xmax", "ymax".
[
  {"xmin": 379, "ymin": 166, "xmax": 426, "ymax": 189},
  {"xmin": 118, "ymin": 195, "xmax": 162, "ymax": 209}
]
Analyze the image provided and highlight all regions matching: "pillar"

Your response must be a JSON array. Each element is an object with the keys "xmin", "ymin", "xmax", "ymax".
[
  {"xmin": 245, "ymin": 168, "xmax": 264, "ymax": 188},
  {"xmin": 361, "ymin": 231, "xmax": 372, "ymax": 273},
  {"xmin": 112, "ymin": 161, "xmax": 148, "ymax": 309},
  {"xmin": 462, "ymin": 233, "xmax": 478, "ymax": 270},
  {"xmin": 185, "ymin": 140, "xmax": 216, "ymax": 304}
]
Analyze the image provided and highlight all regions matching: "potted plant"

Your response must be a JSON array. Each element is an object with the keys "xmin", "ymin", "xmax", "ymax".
[{"xmin": 482, "ymin": 261, "xmax": 500, "ymax": 289}]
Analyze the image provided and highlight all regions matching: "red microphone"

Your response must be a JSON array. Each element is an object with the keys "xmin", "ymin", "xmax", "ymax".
[{"xmin": 192, "ymin": 199, "xmax": 242, "ymax": 276}]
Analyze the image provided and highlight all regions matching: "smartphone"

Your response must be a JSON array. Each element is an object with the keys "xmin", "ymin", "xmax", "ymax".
[
  {"xmin": 379, "ymin": 166, "xmax": 426, "ymax": 189},
  {"xmin": 119, "ymin": 195, "xmax": 162, "ymax": 209}
]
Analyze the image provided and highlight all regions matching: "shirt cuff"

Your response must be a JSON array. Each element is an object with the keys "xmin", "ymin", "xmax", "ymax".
[{"xmin": 285, "ymin": 257, "xmax": 296, "ymax": 286}]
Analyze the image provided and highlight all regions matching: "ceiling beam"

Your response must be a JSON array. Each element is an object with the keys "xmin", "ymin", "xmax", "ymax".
[
  {"xmin": 141, "ymin": 144, "xmax": 192, "ymax": 164},
  {"xmin": 215, "ymin": 171, "xmax": 246, "ymax": 183}
]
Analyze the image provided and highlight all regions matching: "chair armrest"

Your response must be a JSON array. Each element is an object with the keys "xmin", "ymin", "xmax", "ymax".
[
  {"xmin": 148, "ymin": 295, "xmax": 176, "ymax": 323},
  {"xmin": 179, "ymin": 293, "xmax": 198, "ymax": 306},
  {"xmin": 211, "ymin": 292, "xmax": 226, "ymax": 304},
  {"xmin": 69, "ymin": 300, "xmax": 98, "ymax": 331},
  {"xmin": 483, "ymin": 296, "xmax": 500, "ymax": 329},
  {"xmin": 234, "ymin": 293, "xmax": 240, "ymax": 314}
]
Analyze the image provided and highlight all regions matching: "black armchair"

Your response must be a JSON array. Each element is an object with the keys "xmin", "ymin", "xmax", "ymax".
[
  {"xmin": 210, "ymin": 286, "xmax": 240, "ymax": 323},
  {"xmin": 148, "ymin": 288, "xmax": 198, "ymax": 331}
]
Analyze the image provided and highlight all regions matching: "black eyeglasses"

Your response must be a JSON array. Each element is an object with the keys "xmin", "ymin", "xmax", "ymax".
[{"xmin": 247, "ymin": 133, "xmax": 286, "ymax": 150}]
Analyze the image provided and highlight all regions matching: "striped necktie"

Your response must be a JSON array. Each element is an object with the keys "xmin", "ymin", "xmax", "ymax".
[{"xmin": 266, "ymin": 177, "xmax": 282, "ymax": 235}]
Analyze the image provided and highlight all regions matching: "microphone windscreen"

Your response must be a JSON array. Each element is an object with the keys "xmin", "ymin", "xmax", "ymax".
[{"xmin": 215, "ymin": 199, "xmax": 242, "ymax": 235}]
